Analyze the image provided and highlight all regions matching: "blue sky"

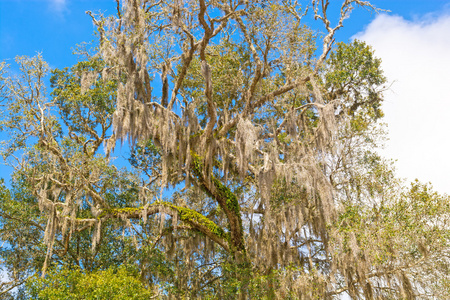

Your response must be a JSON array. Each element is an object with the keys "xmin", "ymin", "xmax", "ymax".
[
  {"xmin": 0, "ymin": 0, "xmax": 116, "ymax": 69},
  {"xmin": 1, "ymin": 1, "xmax": 448, "ymax": 69},
  {"xmin": 1, "ymin": 0, "xmax": 450, "ymax": 194}
]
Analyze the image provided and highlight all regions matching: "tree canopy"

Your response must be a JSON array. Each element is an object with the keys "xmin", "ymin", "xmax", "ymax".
[{"xmin": 1, "ymin": 0, "xmax": 449, "ymax": 299}]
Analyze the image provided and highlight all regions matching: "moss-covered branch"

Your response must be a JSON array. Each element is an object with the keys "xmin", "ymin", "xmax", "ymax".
[
  {"xmin": 100, "ymin": 202, "xmax": 230, "ymax": 251},
  {"xmin": 190, "ymin": 151, "xmax": 245, "ymax": 254}
]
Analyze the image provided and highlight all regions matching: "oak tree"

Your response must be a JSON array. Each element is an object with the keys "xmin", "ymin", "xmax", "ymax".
[{"xmin": 1, "ymin": 1, "xmax": 449, "ymax": 299}]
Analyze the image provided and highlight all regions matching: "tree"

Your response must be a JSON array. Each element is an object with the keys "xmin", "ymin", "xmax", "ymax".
[
  {"xmin": 0, "ymin": 56, "xmax": 171, "ymax": 298},
  {"xmin": 0, "ymin": 0, "xmax": 449, "ymax": 299}
]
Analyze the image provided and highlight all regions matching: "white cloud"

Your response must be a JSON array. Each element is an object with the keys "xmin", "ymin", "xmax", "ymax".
[
  {"xmin": 354, "ymin": 13, "xmax": 450, "ymax": 195},
  {"xmin": 48, "ymin": 0, "xmax": 67, "ymax": 14}
]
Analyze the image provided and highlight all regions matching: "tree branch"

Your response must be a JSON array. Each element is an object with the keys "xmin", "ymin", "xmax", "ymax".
[{"xmin": 100, "ymin": 202, "xmax": 230, "ymax": 252}]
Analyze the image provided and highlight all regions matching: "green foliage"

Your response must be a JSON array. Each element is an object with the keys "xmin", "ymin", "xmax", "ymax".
[
  {"xmin": 270, "ymin": 178, "xmax": 307, "ymax": 209},
  {"xmin": 50, "ymin": 58, "xmax": 117, "ymax": 135},
  {"xmin": 0, "ymin": 173, "xmax": 146, "ymax": 274},
  {"xmin": 180, "ymin": 38, "xmax": 252, "ymax": 122},
  {"xmin": 325, "ymin": 40, "xmax": 387, "ymax": 130},
  {"xmin": 0, "ymin": 177, "xmax": 47, "ymax": 287},
  {"xmin": 332, "ymin": 181, "xmax": 450, "ymax": 295},
  {"xmin": 26, "ymin": 266, "xmax": 154, "ymax": 300},
  {"xmin": 128, "ymin": 139, "xmax": 161, "ymax": 178}
]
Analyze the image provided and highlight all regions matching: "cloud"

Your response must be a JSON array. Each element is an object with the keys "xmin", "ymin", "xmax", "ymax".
[
  {"xmin": 47, "ymin": 0, "xmax": 68, "ymax": 14},
  {"xmin": 354, "ymin": 13, "xmax": 450, "ymax": 194}
]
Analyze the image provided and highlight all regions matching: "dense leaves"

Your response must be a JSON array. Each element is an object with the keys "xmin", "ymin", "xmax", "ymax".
[{"xmin": 26, "ymin": 266, "xmax": 154, "ymax": 300}]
